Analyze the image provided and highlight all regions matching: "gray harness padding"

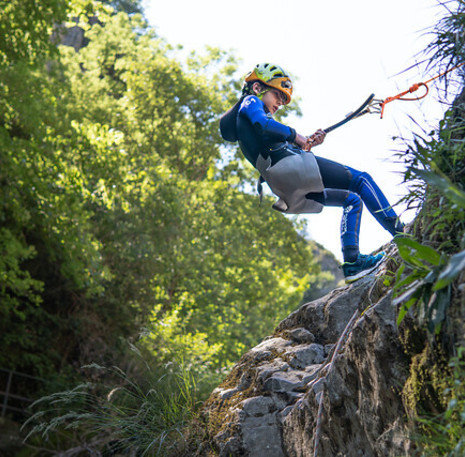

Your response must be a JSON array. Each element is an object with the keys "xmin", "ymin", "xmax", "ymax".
[{"xmin": 255, "ymin": 151, "xmax": 324, "ymax": 214}]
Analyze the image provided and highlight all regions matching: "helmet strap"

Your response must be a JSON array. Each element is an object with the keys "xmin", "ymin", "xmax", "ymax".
[
  {"xmin": 241, "ymin": 81, "xmax": 269, "ymax": 99},
  {"xmin": 256, "ymin": 88, "xmax": 269, "ymax": 100}
]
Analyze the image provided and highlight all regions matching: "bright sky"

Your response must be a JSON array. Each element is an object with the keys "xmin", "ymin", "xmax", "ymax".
[{"xmin": 143, "ymin": 0, "xmax": 458, "ymax": 260}]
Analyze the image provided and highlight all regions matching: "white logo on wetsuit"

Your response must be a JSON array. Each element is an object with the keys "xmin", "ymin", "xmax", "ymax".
[
  {"xmin": 341, "ymin": 205, "xmax": 353, "ymax": 236},
  {"xmin": 244, "ymin": 97, "xmax": 257, "ymax": 107}
]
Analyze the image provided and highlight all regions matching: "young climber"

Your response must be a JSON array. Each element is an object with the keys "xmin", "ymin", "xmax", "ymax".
[{"xmin": 220, "ymin": 63, "xmax": 404, "ymax": 282}]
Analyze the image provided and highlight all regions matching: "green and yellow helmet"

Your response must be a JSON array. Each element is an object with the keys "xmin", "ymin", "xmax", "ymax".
[{"xmin": 245, "ymin": 63, "xmax": 293, "ymax": 104}]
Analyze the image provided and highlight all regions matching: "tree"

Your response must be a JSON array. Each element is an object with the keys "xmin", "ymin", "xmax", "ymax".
[{"xmin": 0, "ymin": 3, "xmax": 326, "ymax": 380}]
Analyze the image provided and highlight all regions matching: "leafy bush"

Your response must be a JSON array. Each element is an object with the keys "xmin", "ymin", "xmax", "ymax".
[{"xmin": 393, "ymin": 170, "xmax": 465, "ymax": 334}]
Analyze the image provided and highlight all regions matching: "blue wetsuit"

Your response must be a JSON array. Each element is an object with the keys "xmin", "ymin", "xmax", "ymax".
[
  {"xmin": 228, "ymin": 95, "xmax": 403, "ymax": 262},
  {"xmin": 236, "ymin": 95, "xmax": 297, "ymax": 166}
]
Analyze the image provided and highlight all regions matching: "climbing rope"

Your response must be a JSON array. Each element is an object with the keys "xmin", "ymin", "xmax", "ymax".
[
  {"xmin": 377, "ymin": 62, "xmax": 465, "ymax": 118},
  {"xmin": 315, "ymin": 62, "xmax": 465, "ymax": 139}
]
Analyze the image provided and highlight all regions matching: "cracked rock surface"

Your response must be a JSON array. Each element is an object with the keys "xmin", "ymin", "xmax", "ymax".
[{"xmin": 200, "ymin": 246, "xmax": 411, "ymax": 457}]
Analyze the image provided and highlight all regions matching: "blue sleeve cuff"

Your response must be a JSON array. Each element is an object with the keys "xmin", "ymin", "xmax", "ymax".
[{"xmin": 287, "ymin": 128, "xmax": 296, "ymax": 143}]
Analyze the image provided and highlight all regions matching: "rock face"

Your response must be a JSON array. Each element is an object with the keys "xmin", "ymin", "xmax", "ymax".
[{"xmin": 201, "ymin": 245, "xmax": 411, "ymax": 457}]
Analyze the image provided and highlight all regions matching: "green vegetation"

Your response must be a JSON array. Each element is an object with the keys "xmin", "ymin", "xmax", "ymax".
[
  {"xmin": 416, "ymin": 348, "xmax": 465, "ymax": 456},
  {"xmin": 391, "ymin": 2, "xmax": 465, "ymax": 454},
  {"xmin": 22, "ymin": 348, "xmax": 201, "ymax": 456},
  {"xmin": 0, "ymin": 0, "xmax": 331, "ymax": 454},
  {"xmin": 10, "ymin": 0, "xmax": 465, "ymax": 455}
]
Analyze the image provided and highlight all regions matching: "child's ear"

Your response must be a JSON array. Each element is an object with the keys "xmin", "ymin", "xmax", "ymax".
[{"xmin": 252, "ymin": 82, "xmax": 262, "ymax": 94}]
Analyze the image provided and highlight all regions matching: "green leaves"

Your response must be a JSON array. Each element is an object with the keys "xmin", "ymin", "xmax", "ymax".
[
  {"xmin": 0, "ymin": 0, "xmax": 66, "ymax": 66},
  {"xmin": 414, "ymin": 168, "xmax": 465, "ymax": 210},
  {"xmin": 0, "ymin": 1, "xmax": 323, "ymax": 380},
  {"xmin": 395, "ymin": 236, "xmax": 443, "ymax": 269},
  {"xmin": 434, "ymin": 250, "xmax": 465, "ymax": 291},
  {"xmin": 393, "ymin": 233, "xmax": 465, "ymax": 332},
  {"xmin": 394, "ymin": 160, "xmax": 465, "ymax": 331},
  {"xmin": 394, "ymin": 122, "xmax": 465, "ymax": 331}
]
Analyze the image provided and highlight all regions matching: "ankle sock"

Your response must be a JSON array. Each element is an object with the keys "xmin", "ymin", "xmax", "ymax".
[{"xmin": 343, "ymin": 246, "xmax": 359, "ymax": 263}]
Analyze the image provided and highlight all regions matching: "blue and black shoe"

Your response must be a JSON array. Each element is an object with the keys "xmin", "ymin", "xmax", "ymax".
[{"xmin": 342, "ymin": 252, "xmax": 385, "ymax": 283}]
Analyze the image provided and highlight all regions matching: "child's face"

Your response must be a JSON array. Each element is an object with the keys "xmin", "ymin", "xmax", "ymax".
[
  {"xmin": 262, "ymin": 89, "xmax": 286, "ymax": 115},
  {"xmin": 252, "ymin": 83, "xmax": 286, "ymax": 115}
]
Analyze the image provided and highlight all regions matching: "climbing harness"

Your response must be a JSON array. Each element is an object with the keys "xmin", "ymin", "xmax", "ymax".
[{"xmin": 309, "ymin": 62, "xmax": 465, "ymax": 140}]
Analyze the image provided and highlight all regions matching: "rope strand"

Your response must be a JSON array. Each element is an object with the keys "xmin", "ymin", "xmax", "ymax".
[{"xmin": 379, "ymin": 62, "xmax": 465, "ymax": 118}]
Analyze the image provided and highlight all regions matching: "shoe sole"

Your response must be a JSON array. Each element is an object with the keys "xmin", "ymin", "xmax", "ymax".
[{"xmin": 344, "ymin": 261, "xmax": 383, "ymax": 284}]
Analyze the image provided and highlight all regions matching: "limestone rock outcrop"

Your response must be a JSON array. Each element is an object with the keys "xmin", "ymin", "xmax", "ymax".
[{"xmin": 200, "ymin": 245, "xmax": 411, "ymax": 457}]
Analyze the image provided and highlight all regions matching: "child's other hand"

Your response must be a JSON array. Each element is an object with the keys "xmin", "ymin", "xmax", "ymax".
[
  {"xmin": 309, "ymin": 129, "xmax": 326, "ymax": 147},
  {"xmin": 295, "ymin": 133, "xmax": 312, "ymax": 151}
]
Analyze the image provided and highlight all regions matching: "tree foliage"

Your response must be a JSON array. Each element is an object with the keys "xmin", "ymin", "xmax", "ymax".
[{"xmin": 0, "ymin": 0, "xmax": 326, "ymax": 385}]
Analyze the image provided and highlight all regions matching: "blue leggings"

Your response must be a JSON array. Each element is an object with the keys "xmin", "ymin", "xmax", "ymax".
[{"xmin": 307, "ymin": 156, "xmax": 403, "ymax": 262}]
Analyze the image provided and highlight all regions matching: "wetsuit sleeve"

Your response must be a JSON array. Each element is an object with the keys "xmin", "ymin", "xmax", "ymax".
[{"xmin": 239, "ymin": 96, "xmax": 296, "ymax": 142}]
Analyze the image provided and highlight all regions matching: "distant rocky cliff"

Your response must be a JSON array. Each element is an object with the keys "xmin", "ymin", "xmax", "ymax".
[
  {"xmin": 304, "ymin": 242, "xmax": 344, "ymax": 303},
  {"xmin": 197, "ymin": 243, "xmax": 413, "ymax": 457}
]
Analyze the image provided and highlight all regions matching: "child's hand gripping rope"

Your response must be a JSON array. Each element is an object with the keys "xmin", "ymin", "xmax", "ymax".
[
  {"xmin": 308, "ymin": 129, "xmax": 326, "ymax": 147},
  {"xmin": 294, "ymin": 129, "xmax": 326, "ymax": 151}
]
